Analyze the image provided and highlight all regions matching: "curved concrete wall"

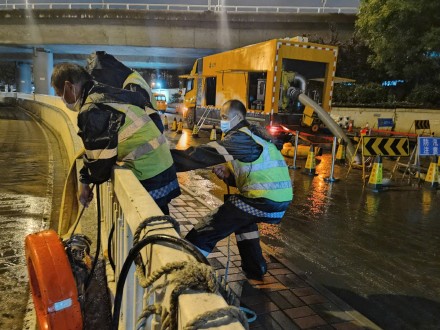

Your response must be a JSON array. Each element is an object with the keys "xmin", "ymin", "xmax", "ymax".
[{"xmin": 0, "ymin": 93, "xmax": 83, "ymax": 164}]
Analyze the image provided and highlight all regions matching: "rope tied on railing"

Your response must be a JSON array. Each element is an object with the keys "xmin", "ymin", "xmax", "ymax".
[
  {"xmin": 135, "ymin": 260, "xmax": 249, "ymax": 330},
  {"xmin": 183, "ymin": 306, "xmax": 248, "ymax": 330}
]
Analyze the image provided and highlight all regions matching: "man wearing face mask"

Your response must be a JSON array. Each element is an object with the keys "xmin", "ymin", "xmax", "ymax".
[
  {"xmin": 51, "ymin": 63, "xmax": 180, "ymax": 215},
  {"xmin": 171, "ymin": 99, "xmax": 293, "ymax": 280}
]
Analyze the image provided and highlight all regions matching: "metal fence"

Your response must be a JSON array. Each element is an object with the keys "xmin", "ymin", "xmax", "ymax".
[{"xmin": 0, "ymin": 1, "xmax": 359, "ymax": 13}]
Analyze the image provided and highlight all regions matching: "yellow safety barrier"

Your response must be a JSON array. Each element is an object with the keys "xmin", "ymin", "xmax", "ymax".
[
  {"xmin": 425, "ymin": 156, "xmax": 439, "ymax": 189},
  {"xmin": 302, "ymin": 145, "xmax": 317, "ymax": 176},
  {"xmin": 163, "ymin": 115, "xmax": 169, "ymax": 130},
  {"xmin": 210, "ymin": 125, "xmax": 217, "ymax": 141},
  {"xmin": 368, "ymin": 155, "xmax": 383, "ymax": 192},
  {"xmin": 171, "ymin": 117, "xmax": 177, "ymax": 131},
  {"xmin": 192, "ymin": 124, "xmax": 199, "ymax": 137},
  {"xmin": 176, "ymin": 118, "xmax": 183, "ymax": 134}
]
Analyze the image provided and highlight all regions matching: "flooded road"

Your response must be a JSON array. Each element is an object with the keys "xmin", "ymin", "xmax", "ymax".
[
  {"xmin": 167, "ymin": 120, "xmax": 440, "ymax": 330},
  {"xmin": 0, "ymin": 105, "xmax": 66, "ymax": 329}
]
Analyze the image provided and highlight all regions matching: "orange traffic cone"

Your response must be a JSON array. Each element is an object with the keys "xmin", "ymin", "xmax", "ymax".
[
  {"xmin": 176, "ymin": 118, "xmax": 183, "ymax": 134},
  {"xmin": 210, "ymin": 125, "xmax": 217, "ymax": 141},
  {"xmin": 302, "ymin": 145, "xmax": 317, "ymax": 176},
  {"xmin": 171, "ymin": 117, "xmax": 177, "ymax": 131},
  {"xmin": 368, "ymin": 155, "xmax": 383, "ymax": 192},
  {"xmin": 425, "ymin": 156, "xmax": 439, "ymax": 189}
]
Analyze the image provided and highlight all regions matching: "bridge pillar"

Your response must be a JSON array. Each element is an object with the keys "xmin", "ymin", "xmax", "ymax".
[
  {"xmin": 33, "ymin": 49, "xmax": 54, "ymax": 95},
  {"xmin": 16, "ymin": 62, "xmax": 32, "ymax": 94}
]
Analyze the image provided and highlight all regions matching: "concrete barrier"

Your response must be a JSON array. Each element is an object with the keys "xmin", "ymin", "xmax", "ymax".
[{"xmin": 332, "ymin": 107, "xmax": 440, "ymax": 134}]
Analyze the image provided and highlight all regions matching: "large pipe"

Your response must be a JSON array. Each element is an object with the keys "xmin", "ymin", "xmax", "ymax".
[{"xmin": 298, "ymin": 93, "xmax": 356, "ymax": 160}]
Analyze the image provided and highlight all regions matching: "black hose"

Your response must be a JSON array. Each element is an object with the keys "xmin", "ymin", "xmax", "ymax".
[
  {"xmin": 107, "ymin": 221, "xmax": 115, "ymax": 272},
  {"xmin": 85, "ymin": 184, "xmax": 101, "ymax": 289},
  {"xmin": 111, "ymin": 234, "xmax": 209, "ymax": 330}
]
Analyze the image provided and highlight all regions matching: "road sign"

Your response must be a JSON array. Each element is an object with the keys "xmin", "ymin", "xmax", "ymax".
[
  {"xmin": 363, "ymin": 136, "xmax": 410, "ymax": 156},
  {"xmin": 415, "ymin": 120, "xmax": 430, "ymax": 130},
  {"xmin": 378, "ymin": 118, "xmax": 394, "ymax": 128},
  {"xmin": 418, "ymin": 137, "xmax": 440, "ymax": 156}
]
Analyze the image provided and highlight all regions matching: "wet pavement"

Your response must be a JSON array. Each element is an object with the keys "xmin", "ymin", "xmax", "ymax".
[{"xmin": 165, "ymin": 115, "xmax": 440, "ymax": 330}]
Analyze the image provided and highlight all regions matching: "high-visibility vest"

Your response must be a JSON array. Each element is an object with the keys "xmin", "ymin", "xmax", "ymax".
[
  {"xmin": 82, "ymin": 96, "xmax": 173, "ymax": 181},
  {"xmin": 123, "ymin": 71, "xmax": 157, "ymax": 109},
  {"xmin": 230, "ymin": 127, "xmax": 293, "ymax": 202}
]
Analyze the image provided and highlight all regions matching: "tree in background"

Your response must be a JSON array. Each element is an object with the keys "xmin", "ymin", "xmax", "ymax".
[{"xmin": 356, "ymin": 0, "xmax": 440, "ymax": 86}]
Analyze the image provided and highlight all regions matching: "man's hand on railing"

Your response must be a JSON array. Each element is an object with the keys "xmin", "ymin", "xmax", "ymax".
[{"xmin": 79, "ymin": 183, "xmax": 94, "ymax": 207}]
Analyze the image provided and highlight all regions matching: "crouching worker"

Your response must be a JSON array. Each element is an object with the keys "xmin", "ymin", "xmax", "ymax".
[
  {"xmin": 171, "ymin": 99, "xmax": 293, "ymax": 280},
  {"xmin": 51, "ymin": 63, "xmax": 180, "ymax": 215}
]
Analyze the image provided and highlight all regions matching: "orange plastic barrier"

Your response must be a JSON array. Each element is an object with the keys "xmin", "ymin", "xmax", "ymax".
[{"xmin": 25, "ymin": 230, "xmax": 82, "ymax": 330}]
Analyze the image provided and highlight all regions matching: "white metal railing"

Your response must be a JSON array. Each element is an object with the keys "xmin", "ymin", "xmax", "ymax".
[
  {"xmin": 0, "ymin": 2, "xmax": 359, "ymax": 14},
  {"xmin": 100, "ymin": 168, "xmax": 245, "ymax": 329}
]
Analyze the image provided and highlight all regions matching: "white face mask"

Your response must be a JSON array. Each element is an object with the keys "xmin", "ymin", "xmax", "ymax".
[
  {"xmin": 62, "ymin": 83, "xmax": 81, "ymax": 112},
  {"xmin": 220, "ymin": 115, "xmax": 238, "ymax": 133}
]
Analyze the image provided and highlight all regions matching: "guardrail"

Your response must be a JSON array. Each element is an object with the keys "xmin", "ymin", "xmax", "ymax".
[
  {"xmin": 0, "ymin": 92, "xmax": 245, "ymax": 330},
  {"xmin": 0, "ymin": 2, "xmax": 359, "ymax": 14}
]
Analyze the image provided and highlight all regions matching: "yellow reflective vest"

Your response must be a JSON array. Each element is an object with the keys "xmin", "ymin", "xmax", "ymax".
[{"xmin": 230, "ymin": 127, "xmax": 293, "ymax": 202}]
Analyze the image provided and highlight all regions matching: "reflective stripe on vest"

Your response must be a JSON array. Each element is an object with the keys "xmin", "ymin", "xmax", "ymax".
[
  {"xmin": 235, "ymin": 230, "xmax": 259, "ymax": 242},
  {"xmin": 230, "ymin": 195, "xmax": 286, "ymax": 219},
  {"xmin": 85, "ymin": 147, "xmax": 117, "ymax": 160},
  {"xmin": 123, "ymin": 72, "xmax": 157, "ymax": 108},
  {"xmin": 148, "ymin": 178, "xmax": 179, "ymax": 200},
  {"xmin": 83, "ymin": 93, "xmax": 173, "ymax": 181},
  {"xmin": 122, "ymin": 134, "xmax": 168, "ymax": 162},
  {"xmin": 231, "ymin": 127, "xmax": 292, "ymax": 202}
]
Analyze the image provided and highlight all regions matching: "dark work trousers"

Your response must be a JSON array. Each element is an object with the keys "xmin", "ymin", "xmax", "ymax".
[{"xmin": 185, "ymin": 197, "xmax": 268, "ymax": 278}]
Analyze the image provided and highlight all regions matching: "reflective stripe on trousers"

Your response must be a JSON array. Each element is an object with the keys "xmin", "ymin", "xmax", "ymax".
[
  {"xmin": 148, "ymin": 178, "xmax": 179, "ymax": 201},
  {"xmin": 229, "ymin": 195, "xmax": 285, "ymax": 218}
]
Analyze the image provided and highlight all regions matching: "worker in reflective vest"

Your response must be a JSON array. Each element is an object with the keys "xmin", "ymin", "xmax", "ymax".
[
  {"xmin": 171, "ymin": 99, "xmax": 293, "ymax": 280},
  {"xmin": 86, "ymin": 51, "xmax": 163, "ymax": 132},
  {"xmin": 51, "ymin": 63, "xmax": 180, "ymax": 215}
]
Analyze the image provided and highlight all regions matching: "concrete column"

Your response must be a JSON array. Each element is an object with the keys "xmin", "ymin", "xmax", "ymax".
[
  {"xmin": 16, "ymin": 62, "xmax": 33, "ymax": 93},
  {"xmin": 33, "ymin": 48, "xmax": 54, "ymax": 95}
]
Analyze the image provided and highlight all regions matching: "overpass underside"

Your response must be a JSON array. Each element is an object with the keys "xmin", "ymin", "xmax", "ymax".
[{"xmin": 0, "ymin": 9, "xmax": 355, "ymax": 69}]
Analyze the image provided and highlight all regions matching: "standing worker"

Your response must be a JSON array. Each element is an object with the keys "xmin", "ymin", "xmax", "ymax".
[
  {"xmin": 171, "ymin": 99, "xmax": 293, "ymax": 280},
  {"xmin": 51, "ymin": 63, "xmax": 180, "ymax": 215}
]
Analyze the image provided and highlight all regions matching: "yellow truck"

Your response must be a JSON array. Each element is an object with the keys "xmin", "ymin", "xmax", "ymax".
[
  {"xmin": 153, "ymin": 93, "xmax": 167, "ymax": 112},
  {"xmin": 180, "ymin": 36, "xmax": 338, "ymax": 133}
]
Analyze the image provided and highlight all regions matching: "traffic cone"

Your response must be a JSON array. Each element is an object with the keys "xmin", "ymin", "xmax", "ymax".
[
  {"xmin": 192, "ymin": 125, "xmax": 199, "ymax": 137},
  {"xmin": 210, "ymin": 125, "xmax": 217, "ymax": 141},
  {"xmin": 176, "ymin": 118, "xmax": 183, "ymax": 134},
  {"xmin": 302, "ymin": 145, "xmax": 317, "ymax": 176},
  {"xmin": 171, "ymin": 118, "xmax": 177, "ymax": 131},
  {"xmin": 336, "ymin": 140, "xmax": 346, "ymax": 164},
  {"xmin": 368, "ymin": 155, "xmax": 383, "ymax": 192},
  {"xmin": 424, "ymin": 156, "xmax": 439, "ymax": 189},
  {"xmin": 163, "ymin": 115, "xmax": 169, "ymax": 130}
]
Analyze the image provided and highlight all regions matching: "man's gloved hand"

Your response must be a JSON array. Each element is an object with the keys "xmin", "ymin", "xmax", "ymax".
[
  {"xmin": 79, "ymin": 183, "xmax": 94, "ymax": 207},
  {"xmin": 212, "ymin": 165, "xmax": 231, "ymax": 180}
]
